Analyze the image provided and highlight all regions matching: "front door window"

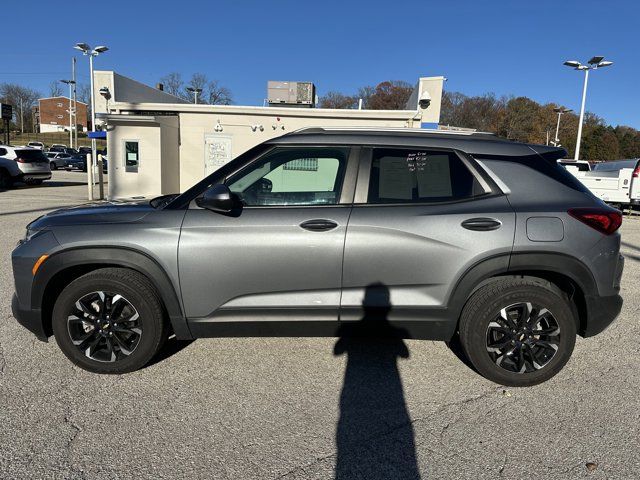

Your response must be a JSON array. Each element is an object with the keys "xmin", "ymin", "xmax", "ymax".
[{"xmin": 227, "ymin": 148, "xmax": 349, "ymax": 206}]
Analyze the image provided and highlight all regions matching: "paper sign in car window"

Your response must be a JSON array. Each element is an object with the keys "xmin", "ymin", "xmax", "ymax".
[
  {"xmin": 416, "ymin": 154, "xmax": 452, "ymax": 197},
  {"xmin": 379, "ymin": 157, "xmax": 413, "ymax": 200}
]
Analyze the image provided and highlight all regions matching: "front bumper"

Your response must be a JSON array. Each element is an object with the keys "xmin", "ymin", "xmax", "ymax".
[
  {"xmin": 582, "ymin": 293, "xmax": 623, "ymax": 337},
  {"xmin": 12, "ymin": 293, "xmax": 48, "ymax": 342}
]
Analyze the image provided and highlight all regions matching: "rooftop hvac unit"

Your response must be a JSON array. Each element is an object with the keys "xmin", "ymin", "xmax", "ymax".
[{"xmin": 267, "ymin": 81, "xmax": 316, "ymax": 108}]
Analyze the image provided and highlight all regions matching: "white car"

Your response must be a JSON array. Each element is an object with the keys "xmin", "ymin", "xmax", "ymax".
[
  {"xmin": 0, "ymin": 145, "xmax": 51, "ymax": 185},
  {"xmin": 27, "ymin": 141, "xmax": 45, "ymax": 150}
]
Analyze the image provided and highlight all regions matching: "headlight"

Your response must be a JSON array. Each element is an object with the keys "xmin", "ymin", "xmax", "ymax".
[{"xmin": 23, "ymin": 227, "xmax": 41, "ymax": 243}]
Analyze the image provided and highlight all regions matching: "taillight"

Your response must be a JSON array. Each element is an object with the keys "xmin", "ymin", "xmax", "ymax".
[
  {"xmin": 568, "ymin": 208, "xmax": 622, "ymax": 235},
  {"xmin": 15, "ymin": 157, "xmax": 26, "ymax": 163},
  {"xmin": 633, "ymin": 164, "xmax": 640, "ymax": 178}
]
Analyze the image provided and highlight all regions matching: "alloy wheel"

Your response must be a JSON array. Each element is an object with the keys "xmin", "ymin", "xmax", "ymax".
[
  {"xmin": 486, "ymin": 302, "xmax": 561, "ymax": 374},
  {"xmin": 67, "ymin": 291, "xmax": 142, "ymax": 362}
]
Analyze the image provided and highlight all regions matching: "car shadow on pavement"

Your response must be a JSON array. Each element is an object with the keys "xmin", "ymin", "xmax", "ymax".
[
  {"xmin": 145, "ymin": 336, "xmax": 194, "ymax": 368},
  {"xmin": 333, "ymin": 283, "xmax": 421, "ymax": 480}
]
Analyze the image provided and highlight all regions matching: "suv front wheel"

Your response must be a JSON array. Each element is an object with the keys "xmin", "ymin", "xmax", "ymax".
[
  {"xmin": 459, "ymin": 277, "xmax": 576, "ymax": 387},
  {"xmin": 52, "ymin": 268, "xmax": 168, "ymax": 374}
]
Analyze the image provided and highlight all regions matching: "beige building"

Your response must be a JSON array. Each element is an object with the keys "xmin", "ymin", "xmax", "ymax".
[{"xmin": 93, "ymin": 71, "xmax": 445, "ymax": 199}]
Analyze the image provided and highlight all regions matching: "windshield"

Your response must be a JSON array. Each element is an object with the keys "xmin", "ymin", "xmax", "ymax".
[{"xmin": 593, "ymin": 160, "xmax": 638, "ymax": 172}]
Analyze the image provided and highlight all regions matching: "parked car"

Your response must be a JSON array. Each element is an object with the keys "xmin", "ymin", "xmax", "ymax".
[
  {"xmin": 561, "ymin": 158, "xmax": 640, "ymax": 208},
  {"xmin": 11, "ymin": 128, "xmax": 624, "ymax": 386},
  {"xmin": 48, "ymin": 146, "xmax": 66, "ymax": 154},
  {"xmin": 46, "ymin": 152, "xmax": 73, "ymax": 170},
  {"xmin": 27, "ymin": 141, "xmax": 45, "ymax": 150},
  {"xmin": 0, "ymin": 154, "xmax": 24, "ymax": 188},
  {"xmin": 65, "ymin": 156, "xmax": 86, "ymax": 171},
  {"xmin": 0, "ymin": 145, "xmax": 51, "ymax": 185}
]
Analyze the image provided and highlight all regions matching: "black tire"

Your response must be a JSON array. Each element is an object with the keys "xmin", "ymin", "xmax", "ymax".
[
  {"xmin": 50, "ymin": 162, "xmax": 58, "ymax": 170},
  {"xmin": 0, "ymin": 169, "xmax": 12, "ymax": 189},
  {"xmin": 458, "ymin": 277, "xmax": 576, "ymax": 387},
  {"xmin": 52, "ymin": 268, "xmax": 168, "ymax": 374}
]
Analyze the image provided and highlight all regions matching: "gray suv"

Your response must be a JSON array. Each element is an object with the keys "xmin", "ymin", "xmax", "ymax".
[{"xmin": 11, "ymin": 128, "xmax": 624, "ymax": 386}]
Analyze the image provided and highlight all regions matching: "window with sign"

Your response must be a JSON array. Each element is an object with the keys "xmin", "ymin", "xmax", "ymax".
[
  {"xmin": 368, "ymin": 148, "xmax": 485, "ymax": 204},
  {"xmin": 227, "ymin": 148, "xmax": 348, "ymax": 206},
  {"xmin": 124, "ymin": 141, "xmax": 139, "ymax": 173}
]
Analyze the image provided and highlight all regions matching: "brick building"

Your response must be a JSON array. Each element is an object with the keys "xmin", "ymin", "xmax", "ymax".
[{"xmin": 36, "ymin": 96, "xmax": 88, "ymax": 133}]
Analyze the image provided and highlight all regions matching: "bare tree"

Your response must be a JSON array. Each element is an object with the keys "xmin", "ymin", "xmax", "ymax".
[
  {"xmin": 49, "ymin": 81, "xmax": 63, "ymax": 97},
  {"xmin": 207, "ymin": 80, "xmax": 232, "ymax": 105},
  {"xmin": 77, "ymin": 83, "xmax": 91, "ymax": 104},
  {"xmin": 159, "ymin": 72, "xmax": 184, "ymax": 97},
  {"xmin": 77, "ymin": 83, "xmax": 92, "ymax": 117},
  {"xmin": 0, "ymin": 83, "xmax": 41, "ymax": 132},
  {"xmin": 356, "ymin": 86, "xmax": 375, "ymax": 108},
  {"xmin": 319, "ymin": 91, "xmax": 357, "ymax": 109},
  {"xmin": 185, "ymin": 73, "xmax": 208, "ymax": 103}
]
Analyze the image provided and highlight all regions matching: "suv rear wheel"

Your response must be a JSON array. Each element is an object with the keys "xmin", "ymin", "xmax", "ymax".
[
  {"xmin": 52, "ymin": 268, "xmax": 168, "ymax": 374},
  {"xmin": 459, "ymin": 277, "xmax": 576, "ymax": 387}
]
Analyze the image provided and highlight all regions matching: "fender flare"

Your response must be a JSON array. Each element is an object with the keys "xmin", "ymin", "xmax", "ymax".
[
  {"xmin": 447, "ymin": 251, "xmax": 598, "ymax": 324},
  {"xmin": 33, "ymin": 246, "xmax": 192, "ymax": 339}
]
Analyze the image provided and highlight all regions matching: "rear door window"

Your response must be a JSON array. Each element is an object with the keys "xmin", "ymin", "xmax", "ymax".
[{"xmin": 368, "ymin": 148, "xmax": 485, "ymax": 204}]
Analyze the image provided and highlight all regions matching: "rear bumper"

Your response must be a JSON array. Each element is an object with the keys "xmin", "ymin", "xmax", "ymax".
[
  {"xmin": 11, "ymin": 293, "xmax": 48, "ymax": 342},
  {"xmin": 22, "ymin": 173, "xmax": 52, "ymax": 181},
  {"xmin": 582, "ymin": 293, "xmax": 623, "ymax": 337}
]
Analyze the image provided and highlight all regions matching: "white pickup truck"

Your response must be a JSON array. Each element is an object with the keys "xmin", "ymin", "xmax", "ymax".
[{"xmin": 559, "ymin": 159, "xmax": 640, "ymax": 207}]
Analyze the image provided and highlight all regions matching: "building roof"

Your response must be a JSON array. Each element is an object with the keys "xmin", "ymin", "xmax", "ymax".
[{"xmin": 38, "ymin": 96, "xmax": 88, "ymax": 105}]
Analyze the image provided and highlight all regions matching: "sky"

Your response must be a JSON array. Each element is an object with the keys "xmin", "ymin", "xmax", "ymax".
[{"xmin": 2, "ymin": 0, "xmax": 639, "ymax": 128}]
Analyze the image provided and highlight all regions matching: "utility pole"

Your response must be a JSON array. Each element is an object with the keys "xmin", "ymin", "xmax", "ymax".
[
  {"xmin": 72, "ymin": 57, "xmax": 78, "ymax": 149},
  {"xmin": 20, "ymin": 98, "xmax": 24, "ymax": 134}
]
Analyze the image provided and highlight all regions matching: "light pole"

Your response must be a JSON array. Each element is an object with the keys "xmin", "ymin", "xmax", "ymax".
[
  {"xmin": 552, "ymin": 107, "xmax": 572, "ymax": 147},
  {"xmin": 74, "ymin": 43, "xmax": 109, "ymax": 200},
  {"xmin": 186, "ymin": 87, "xmax": 202, "ymax": 104},
  {"xmin": 60, "ymin": 79, "xmax": 76, "ymax": 148},
  {"xmin": 563, "ymin": 56, "xmax": 613, "ymax": 160}
]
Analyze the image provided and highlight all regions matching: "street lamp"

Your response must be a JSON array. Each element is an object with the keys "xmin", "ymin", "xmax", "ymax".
[
  {"xmin": 60, "ymin": 79, "xmax": 76, "ymax": 149},
  {"xmin": 552, "ymin": 107, "xmax": 572, "ymax": 147},
  {"xmin": 563, "ymin": 56, "xmax": 613, "ymax": 160},
  {"xmin": 74, "ymin": 42, "xmax": 109, "ymax": 200},
  {"xmin": 186, "ymin": 87, "xmax": 202, "ymax": 104}
]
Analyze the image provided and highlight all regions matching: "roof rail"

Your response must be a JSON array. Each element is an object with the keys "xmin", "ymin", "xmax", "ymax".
[{"xmin": 289, "ymin": 126, "xmax": 496, "ymax": 137}]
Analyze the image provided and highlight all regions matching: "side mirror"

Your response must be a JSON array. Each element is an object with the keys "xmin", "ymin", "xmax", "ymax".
[{"xmin": 196, "ymin": 184, "xmax": 237, "ymax": 213}]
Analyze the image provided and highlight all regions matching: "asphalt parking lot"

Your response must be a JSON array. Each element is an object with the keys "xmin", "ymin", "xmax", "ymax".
[{"xmin": 1, "ymin": 171, "xmax": 639, "ymax": 479}]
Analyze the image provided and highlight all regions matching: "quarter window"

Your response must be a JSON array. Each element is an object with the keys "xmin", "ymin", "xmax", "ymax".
[
  {"xmin": 227, "ymin": 148, "xmax": 348, "ymax": 206},
  {"xmin": 368, "ymin": 148, "xmax": 484, "ymax": 204}
]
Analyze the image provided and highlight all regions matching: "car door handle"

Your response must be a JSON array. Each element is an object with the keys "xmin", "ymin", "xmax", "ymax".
[
  {"xmin": 300, "ymin": 219, "xmax": 339, "ymax": 232},
  {"xmin": 461, "ymin": 218, "xmax": 502, "ymax": 231}
]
